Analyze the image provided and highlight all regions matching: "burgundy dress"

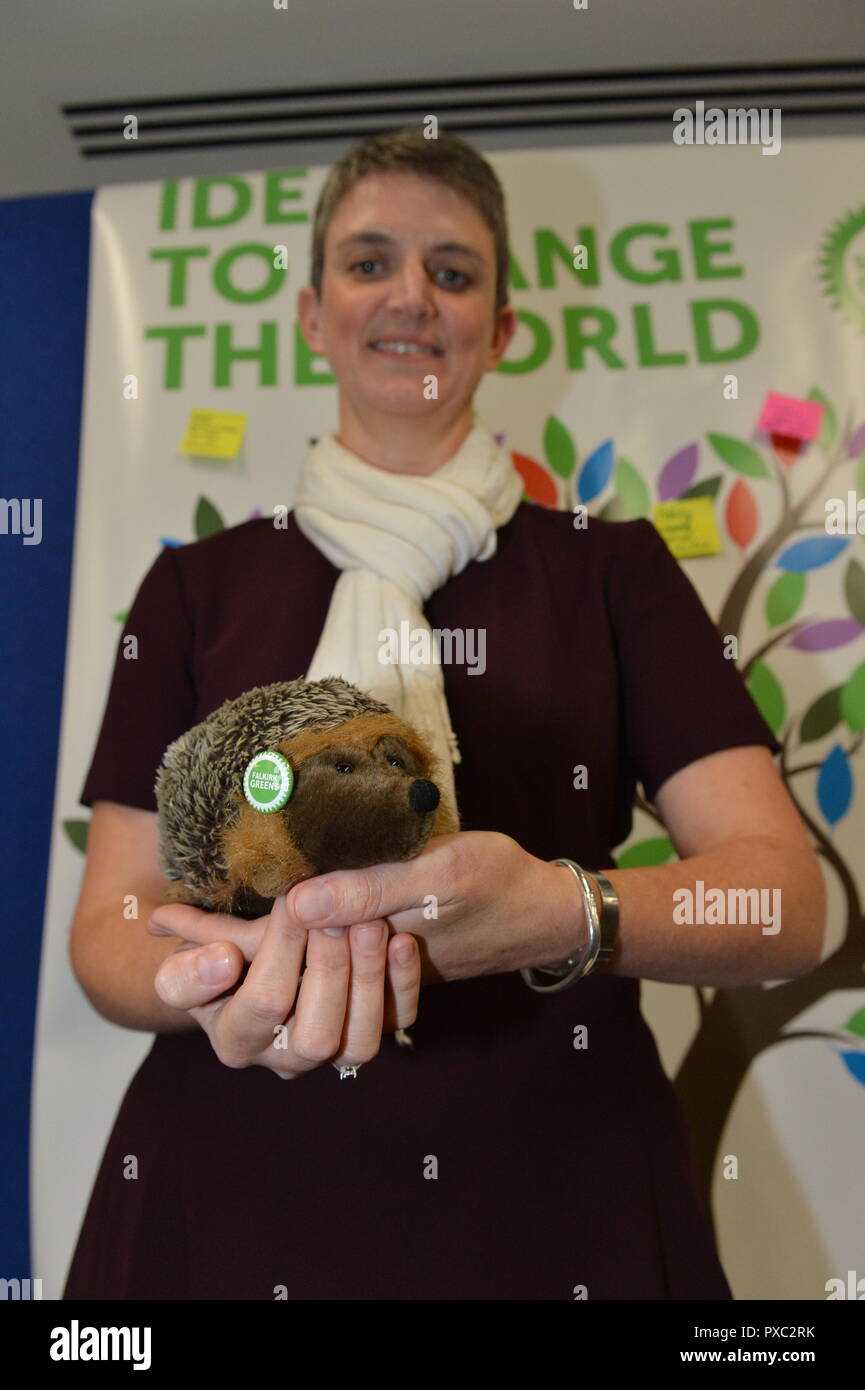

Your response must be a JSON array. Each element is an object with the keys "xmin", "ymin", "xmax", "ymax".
[{"xmin": 63, "ymin": 505, "xmax": 781, "ymax": 1300}]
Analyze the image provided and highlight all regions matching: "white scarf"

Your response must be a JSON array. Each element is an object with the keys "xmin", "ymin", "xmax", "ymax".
[{"xmin": 292, "ymin": 420, "xmax": 524, "ymax": 811}]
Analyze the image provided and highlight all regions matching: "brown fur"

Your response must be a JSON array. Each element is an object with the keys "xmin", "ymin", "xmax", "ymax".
[{"xmin": 155, "ymin": 678, "xmax": 460, "ymax": 918}]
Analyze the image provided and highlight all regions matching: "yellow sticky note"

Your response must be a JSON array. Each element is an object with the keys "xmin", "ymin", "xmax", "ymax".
[
  {"xmin": 651, "ymin": 497, "xmax": 721, "ymax": 558},
  {"xmin": 180, "ymin": 409, "xmax": 247, "ymax": 459}
]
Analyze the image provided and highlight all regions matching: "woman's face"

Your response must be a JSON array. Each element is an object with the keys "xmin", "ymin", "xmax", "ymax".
[{"xmin": 297, "ymin": 170, "xmax": 516, "ymax": 423}]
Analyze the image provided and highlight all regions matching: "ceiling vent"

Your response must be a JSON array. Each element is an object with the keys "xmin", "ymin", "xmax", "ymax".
[{"xmin": 63, "ymin": 60, "xmax": 865, "ymax": 158}]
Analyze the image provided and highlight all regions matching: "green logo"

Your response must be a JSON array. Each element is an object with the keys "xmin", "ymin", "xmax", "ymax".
[
  {"xmin": 818, "ymin": 204, "xmax": 865, "ymax": 337},
  {"xmin": 243, "ymin": 751, "xmax": 293, "ymax": 813}
]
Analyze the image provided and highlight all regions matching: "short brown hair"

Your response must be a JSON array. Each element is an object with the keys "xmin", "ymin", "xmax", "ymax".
[{"xmin": 309, "ymin": 126, "xmax": 510, "ymax": 313}]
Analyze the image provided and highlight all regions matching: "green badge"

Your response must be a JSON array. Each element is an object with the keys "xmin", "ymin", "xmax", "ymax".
[{"xmin": 243, "ymin": 751, "xmax": 294, "ymax": 813}]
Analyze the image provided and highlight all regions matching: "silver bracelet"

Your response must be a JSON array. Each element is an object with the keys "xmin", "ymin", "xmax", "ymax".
[{"xmin": 520, "ymin": 859, "xmax": 619, "ymax": 993}]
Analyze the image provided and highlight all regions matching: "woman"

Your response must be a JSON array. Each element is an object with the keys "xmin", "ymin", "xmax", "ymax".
[{"xmin": 65, "ymin": 126, "xmax": 824, "ymax": 1300}]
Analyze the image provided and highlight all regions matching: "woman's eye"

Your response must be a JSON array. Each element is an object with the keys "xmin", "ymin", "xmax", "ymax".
[
  {"xmin": 387, "ymin": 755, "xmax": 405, "ymax": 770},
  {"xmin": 351, "ymin": 259, "xmax": 382, "ymax": 275},
  {"xmin": 435, "ymin": 267, "xmax": 469, "ymax": 287},
  {"xmin": 335, "ymin": 762, "xmax": 354, "ymax": 774}
]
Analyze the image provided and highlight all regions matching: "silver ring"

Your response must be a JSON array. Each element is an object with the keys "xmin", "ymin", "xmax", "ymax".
[{"xmin": 336, "ymin": 1064, "xmax": 360, "ymax": 1080}]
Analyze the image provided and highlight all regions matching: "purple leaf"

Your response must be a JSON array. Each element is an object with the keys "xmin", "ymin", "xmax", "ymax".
[
  {"xmin": 848, "ymin": 421, "xmax": 865, "ymax": 458},
  {"xmin": 247, "ymin": 507, "xmax": 263, "ymax": 520},
  {"xmin": 657, "ymin": 444, "xmax": 698, "ymax": 501},
  {"xmin": 789, "ymin": 619, "xmax": 864, "ymax": 651}
]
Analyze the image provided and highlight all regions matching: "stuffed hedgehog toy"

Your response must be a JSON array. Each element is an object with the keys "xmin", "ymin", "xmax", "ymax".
[{"xmin": 155, "ymin": 676, "xmax": 460, "ymax": 921}]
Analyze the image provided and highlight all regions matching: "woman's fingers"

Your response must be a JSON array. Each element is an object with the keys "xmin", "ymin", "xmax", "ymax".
[
  {"xmin": 329, "ymin": 921, "xmax": 389, "ymax": 1069},
  {"xmin": 207, "ymin": 893, "xmax": 310, "ymax": 1065},
  {"xmin": 383, "ymin": 932, "xmax": 422, "ymax": 1034},
  {"xmin": 155, "ymin": 939, "xmax": 246, "ymax": 1013},
  {"xmin": 284, "ymin": 926, "xmax": 353, "ymax": 1072},
  {"xmin": 147, "ymin": 903, "xmax": 266, "ymax": 963}
]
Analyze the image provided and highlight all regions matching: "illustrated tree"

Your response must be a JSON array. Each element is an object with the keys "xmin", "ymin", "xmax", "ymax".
[{"xmin": 513, "ymin": 395, "xmax": 865, "ymax": 1205}]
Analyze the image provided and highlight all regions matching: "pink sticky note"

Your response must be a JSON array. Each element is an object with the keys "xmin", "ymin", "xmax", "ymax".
[{"xmin": 757, "ymin": 392, "xmax": 824, "ymax": 442}]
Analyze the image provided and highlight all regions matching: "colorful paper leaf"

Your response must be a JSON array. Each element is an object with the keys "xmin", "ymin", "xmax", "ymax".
[
  {"xmin": 799, "ymin": 687, "xmax": 842, "ymax": 743},
  {"xmin": 840, "ymin": 659, "xmax": 865, "ymax": 734},
  {"xmin": 195, "ymin": 496, "xmax": 225, "ymax": 540},
  {"xmin": 657, "ymin": 444, "xmax": 698, "ymax": 501},
  {"xmin": 816, "ymin": 744, "xmax": 853, "ymax": 826},
  {"xmin": 543, "ymin": 415, "xmax": 578, "ymax": 479},
  {"xmin": 839, "ymin": 1052, "xmax": 865, "ymax": 1087},
  {"xmin": 808, "ymin": 386, "xmax": 837, "ymax": 452},
  {"xmin": 845, "ymin": 559, "xmax": 865, "ymax": 627},
  {"xmin": 788, "ymin": 619, "xmax": 863, "ymax": 651},
  {"xmin": 614, "ymin": 457, "xmax": 651, "ymax": 519},
  {"xmin": 63, "ymin": 819, "xmax": 89, "ymax": 853},
  {"xmin": 747, "ymin": 659, "xmax": 786, "ymax": 734},
  {"xmin": 511, "ymin": 451, "xmax": 558, "ymax": 508},
  {"xmin": 616, "ymin": 836, "xmax": 677, "ymax": 868},
  {"xmin": 847, "ymin": 420, "xmax": 865, "ymax": 460},
  {"xmin": 843, "ymin": 1007, "xmax": 865, "ymax": 1039},
  {"xmin": 766, "ymin": 571, "xmax": 806, "ymax": 627},
  {"xmin": 597, "ymin": 494, "xmax": 628, "ymax": 521},
  {"xmin": 113, "ymin": 610, "xmax": 129, "ymax": 625},
  {"xmin": 577, "ymin": 439, "xmax": 614, "ymax": 504},
  {"xmin": 725, "ymin": 478, "xmax": 758, "ymax": 550},
  {"xmin": 679, "ymin": 475, "xmax": 722, "ymax": 501},
  {"xmin": 776, "ymin": 536, "xmax": 849, "ymax": 572},
  {"xmin": 707, "ymin": 433, "xmax": 769, "ymax": 478},
  {"xmin": 159, "ymin": 537, "xmax": 183, "ymax": 548}
]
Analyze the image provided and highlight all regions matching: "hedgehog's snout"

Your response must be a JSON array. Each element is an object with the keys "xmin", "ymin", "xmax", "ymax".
[{"xmin": 408, "ymin": 778, "xmax": 440, "ymax": 815}]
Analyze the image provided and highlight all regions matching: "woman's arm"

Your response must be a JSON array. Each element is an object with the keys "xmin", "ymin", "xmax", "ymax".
[{"xmin": 69, "ymin": 801, "xmax": 202, "ymax": 1032}]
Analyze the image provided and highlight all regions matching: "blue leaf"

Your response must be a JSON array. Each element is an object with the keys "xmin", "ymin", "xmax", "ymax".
[
  {"xmin": 577, "ymin": 440, "xmax": 614, "ymax": 504},
  {"xmin": 816, "ymin": 743, "xmax": 853, "ymax": 826},
  {"xmin": 159, "ymin": 537, "xmax": 183, "ymax": 549},
  {"xmin": 776, "ymin": 537, "xmax": 849, "ymax": 572},
  {"xmin": 839, "ymin": 1050, "xmax": 865, "ymax": 1087}
]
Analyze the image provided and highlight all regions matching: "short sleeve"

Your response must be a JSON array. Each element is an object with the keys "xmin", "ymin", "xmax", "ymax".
[
  {"xmin": 79, "ymin": 546, "xmax": 197, "ymax": 813},
  {"xmin": 607, "ymin": 518, "xmax": 783, "ymax": 805}
]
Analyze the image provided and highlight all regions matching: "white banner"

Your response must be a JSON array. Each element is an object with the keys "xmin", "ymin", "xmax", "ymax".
[{"xmin": 34, "ymin": 134, "xmax": 865, "ymax": 1299}]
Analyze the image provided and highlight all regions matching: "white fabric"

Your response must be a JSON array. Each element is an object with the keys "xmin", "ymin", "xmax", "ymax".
[{"xmin": 292, "ymin": 419, "xmax": 525, "ymax": 810}]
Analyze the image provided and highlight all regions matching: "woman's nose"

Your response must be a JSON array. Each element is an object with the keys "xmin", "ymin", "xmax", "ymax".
[{"xmin": 408, "ymin": 779, "xmax": 440, "ymax": 815}]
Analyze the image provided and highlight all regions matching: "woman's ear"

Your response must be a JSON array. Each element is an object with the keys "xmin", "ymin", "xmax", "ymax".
[{"xmin": 296, "ymin": 284, "xmax": 325, "ymax": 356}]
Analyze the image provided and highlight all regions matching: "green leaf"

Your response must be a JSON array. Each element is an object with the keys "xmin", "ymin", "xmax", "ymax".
[
  {"xmin": 807, "ymin": 386, "xmax": 837, "ymax": 453},
  {"xmin": 857, "ymin": 454, "xmax": 865, "ymax": 500},
  {"xmin": 747, "ymin": 659, "xmax": 786, "ymax": 734},
  {"xmin": 617, "ymin": 836, "xmax": 677, "ymax": 868},
  {"xmin": 707, "ymin": 433, "xmax": 769, "ymax": 478},
  {"xmin": 195, "ymin": 496, "xmax": 225, "ymax": 540},
  {"xmin": 543, "ymin": 415, "xmax": 578, "ymax": 479},
  {"xmin": 799, "ymin": 687, "xmax": 842, "ymax": 743},
  {"xmin": 614, "ymin": 457, "xmax": 651, "ymax": 519},
  {"xmin": 844, "ymin": 558, "xmax": 865, "ymax": 628},
  {"xmin": 63, "ymin": 818, "xmax": 89, "ymax": 853},
  {"xmin": 766, "ymin": 571, "xmax": 806, "ymax": 627},
  {"xmin": 844, "ymin": 1006, "xmax": 865, "ymax": 1039},
  {"xmin": 840, "ymin": 659, "xmax": 865, "ymax": 734},
  {"xmin": 113, "ymin": 610, "xmax": 129, "ymax": 626},
  {"xmin": 679, "ymin": 475, "xmax": 722, "ymax": 500}
]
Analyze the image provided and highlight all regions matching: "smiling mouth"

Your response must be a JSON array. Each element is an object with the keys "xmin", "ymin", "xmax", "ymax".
[{"xmin": 369, "ymin": 340, "xmax": 444, "ymax": 358}]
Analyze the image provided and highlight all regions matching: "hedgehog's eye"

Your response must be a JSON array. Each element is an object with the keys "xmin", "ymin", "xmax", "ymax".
[
  {"xmin": 387, "ymin": 754, "xmax": 405, "ymax": 770},
  {"xmin": 335, "ymin": 762, "xmax": 354, "ymax": 774}
]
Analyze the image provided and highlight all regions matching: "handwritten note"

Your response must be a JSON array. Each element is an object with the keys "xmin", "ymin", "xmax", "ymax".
[
  {"xmin": 180, "ymin": 410, "xmax": 247, "ymax": 459},
  {"xmin": 652, "ymin": 498, "xmax": 721, "ymax": 558},
  {"xmin": 757, "ymin": 392, "xmax": 823, "ymax": 442}
]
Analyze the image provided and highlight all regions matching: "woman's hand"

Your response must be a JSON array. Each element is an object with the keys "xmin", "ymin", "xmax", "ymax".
[
  {"xmin": 289, "ymin": 831, "xmax": 587, "ymax": 984},
  {"xmin": 146, "ymin": 895, "xmax": 421, "ymax": 1079}
]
